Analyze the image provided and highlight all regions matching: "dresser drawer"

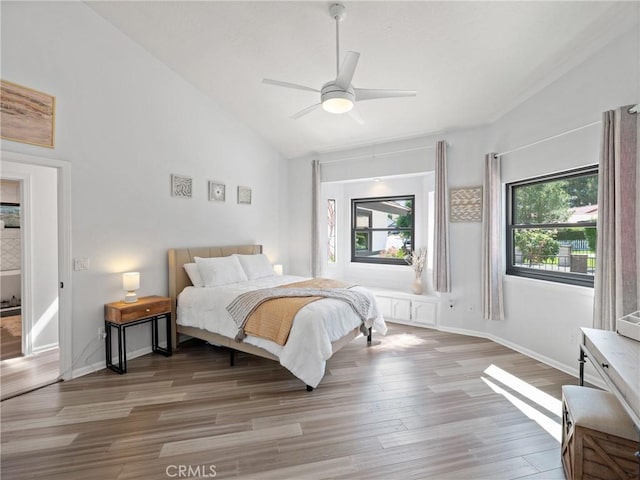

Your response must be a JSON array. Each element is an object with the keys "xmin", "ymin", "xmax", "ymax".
[
  {"xmin": 584, "ymin": 335, "xmax": 627, "ymax": 400},
  {"xmin": 105, "ymin": 296, "xmax": 171, "ymax": 324}
]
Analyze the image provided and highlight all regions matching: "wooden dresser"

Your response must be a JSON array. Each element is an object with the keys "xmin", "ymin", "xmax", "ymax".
[{"xmin": 579, "ymin": 327, "xmax": 640, "ymax": 429}]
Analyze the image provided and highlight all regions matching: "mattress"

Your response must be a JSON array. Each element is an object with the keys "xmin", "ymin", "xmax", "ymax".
[{"xmin": 177, "ymin": 275, "xmax": 387, "ymax": 387}]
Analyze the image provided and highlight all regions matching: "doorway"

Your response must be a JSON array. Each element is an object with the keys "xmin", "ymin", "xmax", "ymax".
[
  {"xmin": 0, "ymin": 151, "xmax": 71, "ymax": 399},
  {"xmin": 0, "ymin": 179, "xmax": 24, "ymax": 360}
]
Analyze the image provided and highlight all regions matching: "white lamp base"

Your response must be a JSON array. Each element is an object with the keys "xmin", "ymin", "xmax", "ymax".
[{"xmin": 124, "ymin": 291, "xmax": 138, "ymax": 303}]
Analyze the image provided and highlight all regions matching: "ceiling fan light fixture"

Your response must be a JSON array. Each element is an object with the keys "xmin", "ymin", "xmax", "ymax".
[
  {"xmin": 262, "ymin": 3, "xmax": 416, "ymax": 120},
  {"xmin": 321, "ymin": 88, "xmax": 355, "ymax": 114},
  {"xmin": 322, "ymin": 96, "xmax": 353, "ymax": 114}
]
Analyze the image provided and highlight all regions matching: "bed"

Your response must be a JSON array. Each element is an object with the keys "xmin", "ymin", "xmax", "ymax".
[{"xmin": 168, "ymin": 244, "xmax": 387, "ymax": 389}]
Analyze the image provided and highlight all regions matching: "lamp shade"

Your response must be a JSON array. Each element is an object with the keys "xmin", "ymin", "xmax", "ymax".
[
  {"xmin": 273, "ymin": 264, "xmax": 283, "ymax": 276},
  {"xmin": 122, "ymin": 272, "xmax": 140, "ymax": 291}
]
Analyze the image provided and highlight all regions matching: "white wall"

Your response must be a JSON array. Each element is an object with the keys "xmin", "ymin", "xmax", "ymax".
[
  {"xmin": 1, "ymin": 2, "xmax": 288, "ymax": 375},
  {"xmin": 1, "ymin": 162, "xmax": 59, "ymax": 352},
  {"xmin": 289, "ymin": 25, "xmax": 639, "ymax": 376},
  {"xmin": 478, "ymin": 25, "xmax": 639, "ymax": 373}
]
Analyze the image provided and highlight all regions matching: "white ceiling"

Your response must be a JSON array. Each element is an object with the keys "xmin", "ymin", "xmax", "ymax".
[{"xmin": 88, "ymin": 1, "xmax": 637, "ymax": 159}]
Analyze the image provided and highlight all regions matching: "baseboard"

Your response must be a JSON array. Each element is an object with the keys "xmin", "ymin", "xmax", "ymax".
[
  {"xmin": 71, "ymin": 360, "xmax": 105, "ymax": 379},
  {"xmin": 436, "ymin": 324, "xmax": 606, "ymax": 389},
  {"xmin": 385, "ymin": 318, "xmax": 437, "ymax": 328},
  {"xmin": 68, "ymin": 322, "xmax": 605, "ymax": 389},
  {"xmin": 32, "ymin": 343, "xmax": 58, "ymax": 355},
  {"xmin": 71, "ymin": 345, "xmax": 153, "ymax": 379}
]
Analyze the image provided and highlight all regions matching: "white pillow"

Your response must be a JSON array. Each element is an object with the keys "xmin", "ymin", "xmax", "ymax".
[
  {"xmin": 183, "ymin": 263, "xmax": 204, "ymax": 287},
  {"xmin": 234, "ymin": 254, "xmax": 276, "ymax": 280},
  {"xmin": 194, "ymin": 255, "xmax": 248, "ymax": 287}
]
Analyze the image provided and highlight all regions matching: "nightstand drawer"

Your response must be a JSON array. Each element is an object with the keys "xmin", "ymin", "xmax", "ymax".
[{"xmin": 105, "ymin": 296, "xmax": 171, "ymax": 324}]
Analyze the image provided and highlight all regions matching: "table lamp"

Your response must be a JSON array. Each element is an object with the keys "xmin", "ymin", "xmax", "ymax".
[{"xmin": 122, "ymin": 272, "xmax": 140, "ymax": 303}]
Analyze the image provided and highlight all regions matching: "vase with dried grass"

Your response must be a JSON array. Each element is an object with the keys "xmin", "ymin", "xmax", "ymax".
[{"xmin": 405, "ymin": 247, "xmax": 427, "ymax": 295}]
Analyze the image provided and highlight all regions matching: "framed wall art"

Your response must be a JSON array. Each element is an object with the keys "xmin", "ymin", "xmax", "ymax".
[
  {"xmin": 237, "ymin": 186, "xmax": 252, "ymax": 205},
  {"xmin": 450, "ymin": 186, "xmax": 483, "ymax": 222},
  {"xmin": 208, "ymin": 181, "xmax": 226, "ymax": 202},
  {"xmin": 171, "ymin": 174, "xmax": 192, "ymax": 198},
  {"xmin": 0, "ymin": 80, "xmax": 56, "ymax": 148}
]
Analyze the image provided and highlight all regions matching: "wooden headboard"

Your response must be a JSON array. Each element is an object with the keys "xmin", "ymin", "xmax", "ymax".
[{"xmin": 167, "ymin": 244, "xmax": 262, "ymax": 349}]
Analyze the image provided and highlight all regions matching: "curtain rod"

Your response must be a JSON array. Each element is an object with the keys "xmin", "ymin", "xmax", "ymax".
[
  {"xmin": 319, "ymin": 143, "xmax": 447, "ymax": 165},
  {"xmin": 495, "ymin": 105, "xmax": 638, "ymax": 158},
  {"xmin": 494, "ymin": 120, "xmax": 601, "ymax": 158}
]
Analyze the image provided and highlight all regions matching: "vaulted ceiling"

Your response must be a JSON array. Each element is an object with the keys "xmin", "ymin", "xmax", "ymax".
[{"xmin": 88, "ymin": 1, "xmax": 638, "ymax": 159}]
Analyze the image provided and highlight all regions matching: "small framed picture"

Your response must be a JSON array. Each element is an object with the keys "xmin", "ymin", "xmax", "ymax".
[
  {"xmin": 237, "ymin": 186, "xmax": 252, "ymax": 205},
  {"xmin": 208, "ymin": 181, "xmax": 226, "ymax": 202},
  {"xmin": 171, "ymin": 174, "xmax": 192, "ymax": 198}
]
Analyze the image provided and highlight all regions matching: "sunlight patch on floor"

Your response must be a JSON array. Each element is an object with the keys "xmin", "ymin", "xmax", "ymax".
[
  {"xmin": 372, "ymin": 332, "xmax": 428, "ymax": 350},
  {"xmin": 484, "ymin": 364, "xmax": 562, "ymax": 417},
  {"xmin": 481, "ymin": 364, "xmax": 562, "ymax": 443}
]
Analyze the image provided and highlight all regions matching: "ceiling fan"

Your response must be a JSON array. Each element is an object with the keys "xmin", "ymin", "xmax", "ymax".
[{"xmin": 262, "ymin": 3, "xmax": 416, "ymax": 121}]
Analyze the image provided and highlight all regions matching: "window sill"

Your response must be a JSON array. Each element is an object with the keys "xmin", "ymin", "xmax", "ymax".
[{"xmin": 503, "ymin": 274, "xmax": 595, "ymax": 296}]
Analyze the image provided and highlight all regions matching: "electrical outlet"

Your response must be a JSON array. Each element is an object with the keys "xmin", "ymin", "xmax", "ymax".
[{"xmin": 98, "ymin": 327, "xmax": 106, "ymax": 340}]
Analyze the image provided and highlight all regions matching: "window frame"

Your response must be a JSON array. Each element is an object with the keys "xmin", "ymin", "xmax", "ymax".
[
  {"xmin": 351, "ymin": 194, "xmax": 415, "ymax": 265},
  {"xmin": 506, "ymin": 165, "xmax": 598, "ymax": 287}
]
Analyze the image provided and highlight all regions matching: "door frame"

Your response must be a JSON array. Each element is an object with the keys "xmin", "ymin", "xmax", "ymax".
[{"xmin": 1, "ymin": 150, "xmax": 72, "ymax": 380}]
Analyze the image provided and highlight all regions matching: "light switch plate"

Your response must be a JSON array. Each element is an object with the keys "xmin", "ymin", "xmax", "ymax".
[{"xmin": 74, "ymin": 258, "xmax": 89, "ymax": 271}]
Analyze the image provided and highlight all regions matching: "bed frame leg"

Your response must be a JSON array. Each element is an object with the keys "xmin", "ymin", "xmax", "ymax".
[
  {"xmin": 306, "ymin": 385, "xmax": 314, "ymax": 392},
  {"xmin": 367, "ymin": 327, "xmax": 372, "ymax": 345},
  {"xmin": 229, "ymin": 349, "xmax": 235, "ymax": 367}
]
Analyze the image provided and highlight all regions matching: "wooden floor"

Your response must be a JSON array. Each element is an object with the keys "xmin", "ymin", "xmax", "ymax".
[
  {"xmin": 0, "ymin": 314, "xmax": 23, "ymax": 360},
  {"xmin": 1, "ymin": 324, "xmax": 573, "ymax": 480},
  {"xmin": 0, "ymin": 347, "xmax": 60, "ymax": 401}
]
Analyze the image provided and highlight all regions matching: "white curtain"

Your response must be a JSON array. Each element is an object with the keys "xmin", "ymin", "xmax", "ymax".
[
  {"xmin": 593, "ymin": 106, "xmax": 638, "ymax": 330},
  {"xmin": 433, "ymin": 140, "xmax": 450, "ymax": 292},
  {"xmin": 482, "ymin": 153, "xmax": 504, "ymax": 320},
  {"xmin": 311, "ymin": 159, "xmax": 323, "ymax": 277}
]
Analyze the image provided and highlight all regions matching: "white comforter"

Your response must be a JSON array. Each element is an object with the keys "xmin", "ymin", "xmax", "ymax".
[{"xmin": 177, "ymin": 275, "xmax": 387, "ymax": 387}]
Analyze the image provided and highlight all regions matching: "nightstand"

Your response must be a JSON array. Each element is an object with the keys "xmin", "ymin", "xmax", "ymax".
[{"xmin": 104, "ymin": 295, "xmax": 172, "ymax": 374}]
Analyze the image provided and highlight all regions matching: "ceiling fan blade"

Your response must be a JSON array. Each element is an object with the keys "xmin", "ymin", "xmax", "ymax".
[
  {"xmin": 291, "ymin": 103, "xmax": 321, "ymax": 119},
  {"xmin": 262, "ymin": 78, "xmax": 320, "ymax": 93},
  {"xmin": 354, "ymin": 88, "xmax": 416, "ymax": 101},
  {"xmin": 348, "ymin": 108, "xmax": 364, "ymax": 125},
  {"xmin": 335, "ymin": 51, "xmax": 360, "ymax": 90}
]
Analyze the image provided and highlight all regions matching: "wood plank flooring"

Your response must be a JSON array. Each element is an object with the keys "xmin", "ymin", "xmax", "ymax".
[
  {"xmin": 0, "ymin": 324, "xmax": 574, "ymax": 479},
  {"xmin": 0, "ymin": 347, "xmax": 59, "ymax": 400},
  {"xmin": 0, "ymin": 314, "xmax": 22, "ymax": 360}
]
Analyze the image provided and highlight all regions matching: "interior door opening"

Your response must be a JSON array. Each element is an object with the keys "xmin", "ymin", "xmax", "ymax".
[{"xmin": 1, "ymin": 152, "xmax": 71, "ymax": 399}]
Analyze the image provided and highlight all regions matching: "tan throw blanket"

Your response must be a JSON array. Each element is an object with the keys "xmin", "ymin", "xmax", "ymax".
[{"xmin": 227, "ymin": 278, "xmax": 370, "ymax": 345}]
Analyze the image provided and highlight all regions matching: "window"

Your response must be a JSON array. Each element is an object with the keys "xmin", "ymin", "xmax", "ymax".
[
  {"xmin": 327, "ymin": 199, "xmax": 336, "ymax": 263},
  {"xmin": 506, "ymin": 166, "xmax": 598, "ymax": 287},
  {"xmin": 351, "ymin": 195, "xmax": 414, "ymax": 265}
]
